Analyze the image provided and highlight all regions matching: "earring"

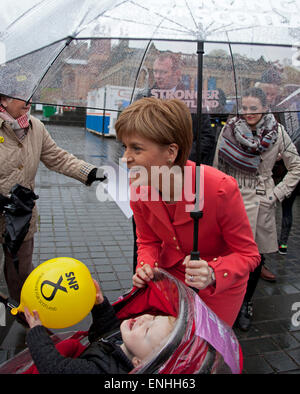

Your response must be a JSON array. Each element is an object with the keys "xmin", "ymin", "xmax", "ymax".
[{"xmin": 167, "ymin": 159, "xmax": 173, "ymax": 165}]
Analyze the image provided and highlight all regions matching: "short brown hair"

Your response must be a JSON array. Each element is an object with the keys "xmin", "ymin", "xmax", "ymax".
[{"xmin": 115, "ymin": 97, "xmax": 193, "ymax": 168}]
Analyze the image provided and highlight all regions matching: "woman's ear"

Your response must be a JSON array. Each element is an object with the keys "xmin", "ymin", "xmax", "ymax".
[
  {"xmin": 168, "ymin": 143, "xmax": 179, "ymax": 161},
  {"xmin": 132, "ymin": 356, "xmax": 142, "ymax": 367}
]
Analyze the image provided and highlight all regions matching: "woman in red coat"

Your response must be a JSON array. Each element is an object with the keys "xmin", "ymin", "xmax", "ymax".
[{"xmin": 115, "ymin": 98, "xmax": 260, "ymax": 327}]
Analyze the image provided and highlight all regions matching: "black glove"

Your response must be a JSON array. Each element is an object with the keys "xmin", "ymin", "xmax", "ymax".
[
  {"xmin": 0, "ymin": 194, "xmax": 9, "ymax": 214},
  {"xmin": 86, "ymin": 167, "xmax": 107, "ymax": 185}
]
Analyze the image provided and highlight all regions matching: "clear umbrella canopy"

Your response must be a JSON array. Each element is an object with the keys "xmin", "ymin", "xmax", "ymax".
[
  {"xmin": 0, "ymin": 0, "xmax": 299, "ymax": 147},
  {"xmin": 1, "ymin": 0, "xmax": 299, "ymax": 259}
]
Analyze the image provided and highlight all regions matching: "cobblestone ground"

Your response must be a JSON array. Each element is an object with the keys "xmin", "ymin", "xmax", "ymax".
[{"xmin": 1, "ymin": 124, "xmax": 300, "ymax": 374}]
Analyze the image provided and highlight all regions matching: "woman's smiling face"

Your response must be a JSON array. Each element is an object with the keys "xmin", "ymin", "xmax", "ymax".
[
  {"xmin": 241, "ymin": 96, "xmax": 265, "ymax": 129},
  {"xmin": 121, "ymin": 134, "xmax": 176, "ymax": 188}
]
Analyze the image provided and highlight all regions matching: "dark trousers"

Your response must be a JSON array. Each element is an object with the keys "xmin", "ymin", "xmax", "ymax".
[
  {"xmin": 243, "ymin": 254, "xmax": 264, "ymax": 303},
  {"xmin": 2, "ymin": 238, "xmax": 34, "ymax": 303},
  {"xmin": 278, "ymin": 183, "xmax": 300, "ymax": 245}
]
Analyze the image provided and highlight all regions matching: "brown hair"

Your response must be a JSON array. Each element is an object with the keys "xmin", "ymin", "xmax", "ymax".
[{"xmin": 115, "ymin": 97, "xmax": 193, "ymax": 168}]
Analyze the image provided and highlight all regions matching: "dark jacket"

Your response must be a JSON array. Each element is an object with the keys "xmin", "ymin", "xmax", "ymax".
[
  {"xmin": 26, "ymin": 297, "xmax": 134, "ymax": 374},
  {"xmin": 189, "ymin": 113, "xmax": 216, "ymax": 165}
]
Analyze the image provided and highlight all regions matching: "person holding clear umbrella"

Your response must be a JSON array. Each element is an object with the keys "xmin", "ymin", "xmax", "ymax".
[
  {"xmin": 132, "ymin": 53, "xmax": 215, "ymax": 272},
  {"xmin": 115, "ymin": 97, "xmax": 260, "ymax": 327},
  {"xmin": 213, "ymin": 87, "xmax": 300, "ymax": 331},
  {"xmin": 0, "ymin": 72, "xmax": 106, "ymax": 302}
]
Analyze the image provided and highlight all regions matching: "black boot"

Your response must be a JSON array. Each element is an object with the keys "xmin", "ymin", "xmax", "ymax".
[{"xmin": 236, "ymin": 301, "xmax": 253, "ymax": 331}]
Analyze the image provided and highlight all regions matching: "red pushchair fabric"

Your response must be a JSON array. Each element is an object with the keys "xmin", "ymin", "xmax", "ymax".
[
  {"xmin": 0, "ymin": 269, "xmax": 242, "ymax": 374},
  {"xmin": 114, "ymin": 275, "xmax": 178, "ymax": 320}
]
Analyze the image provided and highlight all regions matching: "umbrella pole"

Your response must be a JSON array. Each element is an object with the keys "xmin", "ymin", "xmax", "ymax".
[{"xmin": 190, "ymin": 40, "xmax": 204, "ymax": 261}]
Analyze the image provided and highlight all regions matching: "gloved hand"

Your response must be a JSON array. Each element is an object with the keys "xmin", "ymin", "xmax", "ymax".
[
  {"xmin": 95, "ymin": 168, "xmax": 107, "ymax": 182},
  {"xmin": 0, "ymin": 194, "xmax": 9, "ymax": 213},
  {"xmin": 86, "ymin": 167, "xmax": 107, "ymax": 185}
]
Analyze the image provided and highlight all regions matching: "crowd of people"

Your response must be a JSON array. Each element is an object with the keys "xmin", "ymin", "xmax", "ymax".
[{"xmin": 0, "ymin": 55, "xmax": 299, "ymax": 374}]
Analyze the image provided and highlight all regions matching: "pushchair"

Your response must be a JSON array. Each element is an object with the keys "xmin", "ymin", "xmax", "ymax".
[{"xmin": 0, "ymin": 269, "xmax": 242, "ymax": 374}]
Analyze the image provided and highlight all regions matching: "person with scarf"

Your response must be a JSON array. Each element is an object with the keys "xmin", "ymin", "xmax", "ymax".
[
  {"xmin": 0, "ymin": 93, "xmax": 106, "ymax": 302},
  {"xmin": 213, "ymin": 87, "xmax": 300, "ymax": 331}
]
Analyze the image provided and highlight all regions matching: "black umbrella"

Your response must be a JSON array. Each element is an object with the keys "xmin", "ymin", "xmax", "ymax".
[{"xmin": 1, "ymin": 184, "xmax": 39, "ymax": 271}]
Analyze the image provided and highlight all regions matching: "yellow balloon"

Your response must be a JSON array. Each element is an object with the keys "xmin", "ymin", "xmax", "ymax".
[{"xmin": 11, "ymin": 257, "xmax": 96, "ymax": 329}]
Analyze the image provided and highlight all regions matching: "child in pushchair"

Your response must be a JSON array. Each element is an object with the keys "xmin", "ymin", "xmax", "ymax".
[{"xmin": 0, "ymin": 269, "xmax": 242, "ymax": 374}]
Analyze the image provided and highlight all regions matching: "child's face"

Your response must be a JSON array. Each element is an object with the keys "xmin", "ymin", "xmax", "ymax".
[{"xmin": 120, "ymin": 314, "xmax": 175, "ymax": 362}]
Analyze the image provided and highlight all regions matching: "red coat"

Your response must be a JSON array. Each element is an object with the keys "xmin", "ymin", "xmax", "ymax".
[{"xmin": 130, "ymin": 161, "xmax": 260, "ymax": 326}]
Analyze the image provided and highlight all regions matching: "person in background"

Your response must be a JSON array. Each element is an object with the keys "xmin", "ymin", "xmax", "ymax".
[
  {"xmin": 140, "ymin": 52, "xmax": 215, "ymax": 166},
  {"xmin": 213, "ymin": 87, "xmax": 300, "ymax": 331},
  {"xmin": 256, "ymin": 67, "xmax": 283, "ymax": 112},
  {"xmin": 151, "ymin": 52, "xmax": 186, "ymax": 92},
  {"xmin": 258, "ymin": 67, "xmax": 300, "ymax": 257},
  {"xmin": 0, "ymin": 88, "xmax": 106, "ymax": 302},
  {"xmin": 116, "ymin": 97, "xmax": 260, "ymax": 327}
]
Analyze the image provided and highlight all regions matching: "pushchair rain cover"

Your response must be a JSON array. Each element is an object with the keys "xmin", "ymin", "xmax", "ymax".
[{"xmin": 0, "ymin": 269, "xmax": 242, "ymax": 374}]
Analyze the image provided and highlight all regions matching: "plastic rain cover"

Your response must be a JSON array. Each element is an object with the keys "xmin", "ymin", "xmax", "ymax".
[{"xmin": 128, "ymin": 269, "xmax": 242, "ymax": 374}]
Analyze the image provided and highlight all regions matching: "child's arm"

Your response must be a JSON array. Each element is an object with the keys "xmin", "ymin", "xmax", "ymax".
[
  {"xmin": 26, "ymin": 325, "xmax": 101, "ymax": 374},
  {"xmin": 24, "ymin": 308, "xmax": 100, "ymax": 374},
  {"xmin": 87, "ymin": 279, "xmax": 121, "ymax": 342},
  {"xmin": 23, "ymin": 279, "xmax": 120, "ymax": 374}
]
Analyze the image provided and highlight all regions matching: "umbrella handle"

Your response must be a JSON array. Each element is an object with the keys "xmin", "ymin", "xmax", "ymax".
[
  {"xmin": 190, "ymin": 210, "xmax": 202, "ymax": 261},
  {"xmin": 190, "ymin": 251, "xmax": 200, "ymax": 260}
]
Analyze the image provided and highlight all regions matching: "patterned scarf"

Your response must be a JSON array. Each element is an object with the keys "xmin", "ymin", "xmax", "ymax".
[
  {"xmin": 0, "ymin": 105, "xmax": 30, "ymax": 140},
  {"xmin": 218, "ymin": 113, "xmax": 278, "ymax": 174}
]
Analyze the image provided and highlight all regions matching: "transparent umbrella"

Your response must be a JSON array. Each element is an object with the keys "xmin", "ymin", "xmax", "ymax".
[{"xmin": 1, "ymin": 0, "xmax": 299, "ymax": 257}]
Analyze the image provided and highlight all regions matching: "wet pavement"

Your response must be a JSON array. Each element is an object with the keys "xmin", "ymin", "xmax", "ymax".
[{"xmin": 1, "ymin": 123, "xmax": 300, "ymax": 374}]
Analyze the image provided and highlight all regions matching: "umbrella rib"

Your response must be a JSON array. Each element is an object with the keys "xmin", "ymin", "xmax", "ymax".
[
  {"xmin": 72, "ymin": 0, "xmax": 128, "ymax": 37},
  {"xmin": 27, "ymin": 37, "xmax": 73, "ymax": 103},
  {"xmin": 100, "ymin": 14, "xmax": 195, "ymax": 37},
  {"xmin": 101, "ymin": 0, "xmax": 197, "ymax": 37},
  {"xmin": 184, "ymin": 0, "xmax": 198, "ymax": 31},
  {"xmin": 1, "ymin": 0, "xmax": 46, "ymax": 37},
  {"xmin": 227, "ymin": 35, "xmax": 239, "ymax": 117},
  {"xmin": 130, "ymin": 40, "xmax": 152, "ymax": 104}
]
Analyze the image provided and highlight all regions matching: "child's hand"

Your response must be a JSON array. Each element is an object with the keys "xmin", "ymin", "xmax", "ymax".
[
  {"xmin": 93, "ymin": 279, "xmax": 104, "ymax": 304},
  {"xmin": 24, "ymin": 307, "xmax": 42, "ymax": 328}
]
